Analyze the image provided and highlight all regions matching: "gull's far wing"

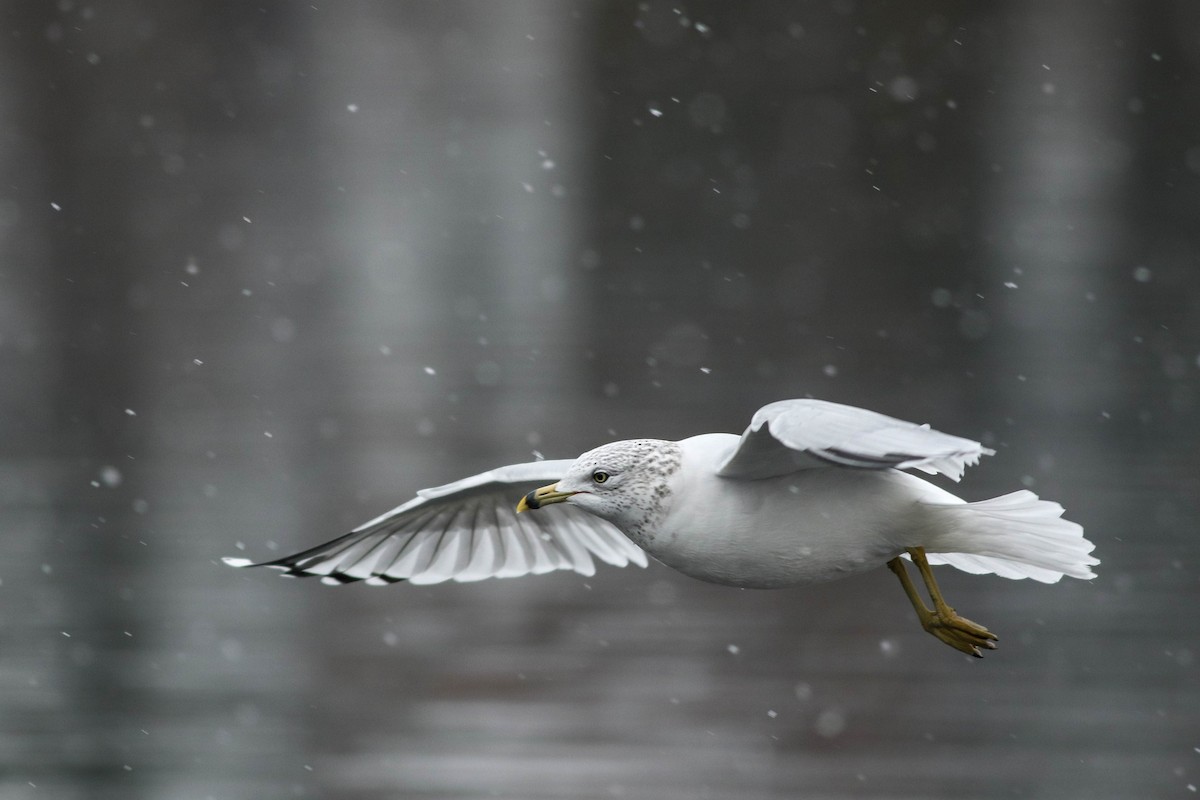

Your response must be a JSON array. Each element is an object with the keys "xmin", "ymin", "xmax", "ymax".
[
  {"xmin": 715, "ymin": 399, "xmax": 994, "ymax": 482},
  {"xmin": 223, "ymin": 459, "xmax": 647, "ymax": 585}
]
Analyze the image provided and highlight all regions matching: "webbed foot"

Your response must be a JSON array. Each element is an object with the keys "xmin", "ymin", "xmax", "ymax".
[
  {"xmin": 918, "ymin": 604, "xmax": 998, "ymax": 658},
  {"xmin": 887, "ymin": 548, "xmax": 999, "ymax": 658}
]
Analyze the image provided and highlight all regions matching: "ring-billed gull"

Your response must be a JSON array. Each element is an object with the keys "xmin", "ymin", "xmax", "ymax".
[{"xmin": 226, "ymin": 398, "xmax": 1097, "ymax": 657}]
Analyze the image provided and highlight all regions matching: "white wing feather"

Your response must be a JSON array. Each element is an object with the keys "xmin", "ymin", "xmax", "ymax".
[
  {"xmin": 716, "ymin": 399, "xmax": 993, "ymax": 482},
  {"xmin": 223, "ymin": 459, "xmax": 647, "ymax": 585}
]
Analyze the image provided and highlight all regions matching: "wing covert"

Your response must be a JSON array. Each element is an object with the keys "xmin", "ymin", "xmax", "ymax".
[{"xmin": 716, "ymin": 399, "xmax": 993, "ymax": 482}]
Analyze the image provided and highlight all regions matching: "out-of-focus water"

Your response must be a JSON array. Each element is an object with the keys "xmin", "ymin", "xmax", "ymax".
[{"xmin": 2, "ymin": 2, "xmax": 1198, "ymax": 799}]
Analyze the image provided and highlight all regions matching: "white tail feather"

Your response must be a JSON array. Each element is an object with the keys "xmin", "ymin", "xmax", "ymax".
[{"xmin": 921, "ymin": 490, "xmax": 1098, "ymax": 584}]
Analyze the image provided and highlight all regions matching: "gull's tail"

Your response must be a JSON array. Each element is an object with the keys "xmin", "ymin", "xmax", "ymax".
[{"xmin": 920, "ymin": 490, "xmax": 1098, "ymax": 584}]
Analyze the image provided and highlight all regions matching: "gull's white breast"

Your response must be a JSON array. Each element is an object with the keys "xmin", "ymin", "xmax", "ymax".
[{"xmin": 643, "ymin": 434, "xmax": 950, "ymax": 588}]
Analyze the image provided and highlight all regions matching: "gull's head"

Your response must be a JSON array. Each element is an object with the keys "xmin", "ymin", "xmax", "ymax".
[{"xmin": 517, "ymin": 439, "xmax": 682, "ymax": 537}]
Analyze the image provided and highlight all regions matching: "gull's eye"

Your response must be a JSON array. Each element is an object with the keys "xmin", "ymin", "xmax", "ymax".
[{"xmin": 592, "ymin": 470, "xmax": 610, "ymax": 484}]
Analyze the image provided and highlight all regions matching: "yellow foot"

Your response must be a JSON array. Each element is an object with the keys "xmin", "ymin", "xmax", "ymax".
[
  {"xmin": 887, "ymin": 549, "xmax": 1000, "ymax": 658},
  {"xmin": 919, "ymin": 606, "xmax": 998, "ymax": 658}
]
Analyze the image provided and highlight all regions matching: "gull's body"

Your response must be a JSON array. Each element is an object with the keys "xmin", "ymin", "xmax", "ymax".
[
  {"xmin": 649, "ymin": 434, "xmax": 946, "ymax": 588},
  {"xmin": 227, "ymin": 399, "xmax": 1097, "ymax": 657}
]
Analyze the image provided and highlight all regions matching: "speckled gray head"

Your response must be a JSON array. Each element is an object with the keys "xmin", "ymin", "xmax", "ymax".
[{"xmin": 519, "ymin": 439, "xmax": 681, "ymax": 542}]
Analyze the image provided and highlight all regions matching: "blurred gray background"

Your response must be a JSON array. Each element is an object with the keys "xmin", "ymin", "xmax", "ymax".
[{"xmin": 2, "ymin": 1, "xmax": 1198, "ymax": 798}]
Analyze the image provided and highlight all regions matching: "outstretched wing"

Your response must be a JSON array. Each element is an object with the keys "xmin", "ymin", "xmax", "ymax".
[
  {"xmin": 715, "ymin": 399, "xmax": 993, "ymax": 482},
  {"xmin": 223, "ymin": 459, "xmax": 647, "ymax": 585}
]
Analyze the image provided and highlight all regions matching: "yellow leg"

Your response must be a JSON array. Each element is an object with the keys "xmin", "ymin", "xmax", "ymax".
[{"xmin": 887, "ymin": 547, "xmax": 998, "ymax": 658}]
